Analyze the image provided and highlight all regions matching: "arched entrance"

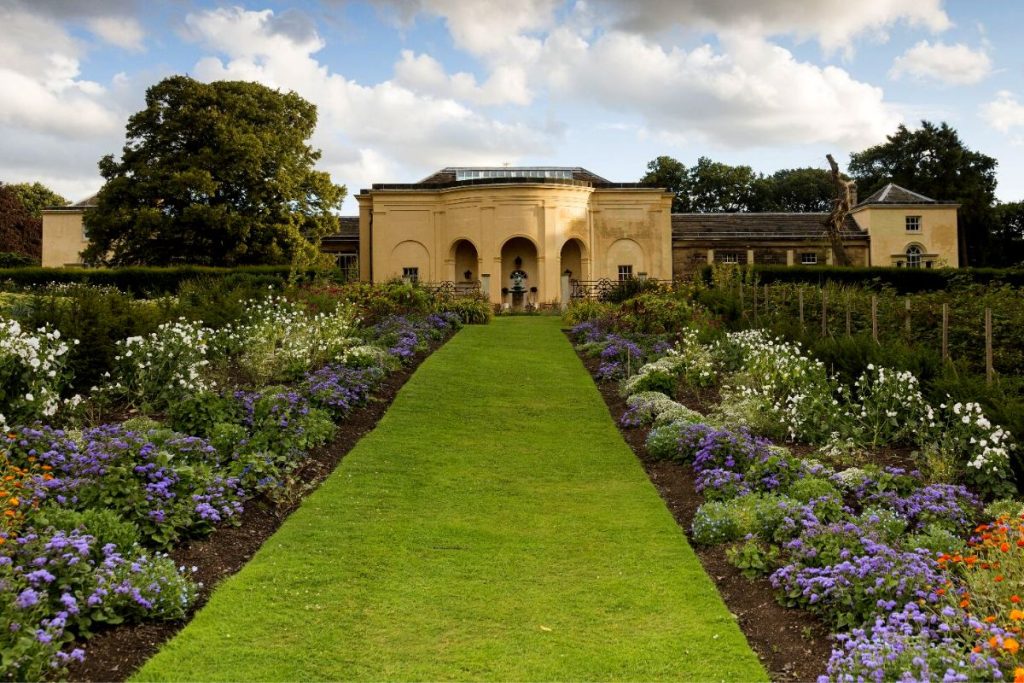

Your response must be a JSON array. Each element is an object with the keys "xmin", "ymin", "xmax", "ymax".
[
  {"xmin": 500, "ymin": 236, "xmax": 538, "ymax": 309},
  {"xmin": 559, "ymin": 238, "xmax": 586, "ymax": 281},
  {"xmin": 451, "ymin": 239, "xmax": 479, "ymax": 283}
]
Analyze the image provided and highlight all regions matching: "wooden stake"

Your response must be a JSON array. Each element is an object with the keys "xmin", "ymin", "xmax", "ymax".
[
  {"xmin": 753, "ymin": 282, "xmax": 758, "ymax": 322},
  {"xmin": 904, "ymin": 298, "xmax": 911, "ymax": 339},
  {"xmin": 821, "ymin": 289, "xmax": 828, "ymax": 337},
  {"xmin": 871, "ymin": 295, "xmax": 878, "ymax": 344},
  {"xmin": 739, "ymin": 281, "xmax": 745, "ymax": 319},
  {"xmin": 799, "ymin": 288, "xmax": 805, "ymax": 330},
  {"xmin": 845, "ymin": 296, "xmax": 852, "ymax": 337},
  {"xmin": 985, "ymin": 307, "xmax": 994, "ymax": 385},
  {"xmin": 941, "ymin": 303, "xmax": 949, "ymax": 362}
]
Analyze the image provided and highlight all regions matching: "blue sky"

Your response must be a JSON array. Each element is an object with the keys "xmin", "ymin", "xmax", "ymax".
[{"xmin": 2, "ymin": 0, "xmax": 1023, "ymax": 212}]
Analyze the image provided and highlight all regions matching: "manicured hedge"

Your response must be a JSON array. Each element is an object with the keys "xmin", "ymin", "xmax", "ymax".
[
  {"xmin": 0, "ymin": 265, "xmax": 316, "ymax": 294},
  {"xmin": 696, "ymin": 264, "xmax": 1024, "ymax": 292}
]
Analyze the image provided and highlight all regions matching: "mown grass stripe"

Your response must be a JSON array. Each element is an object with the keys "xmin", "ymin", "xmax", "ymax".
[{"xmin": 135, "ymin": 317, "xmax": 765, "ymax": 681}]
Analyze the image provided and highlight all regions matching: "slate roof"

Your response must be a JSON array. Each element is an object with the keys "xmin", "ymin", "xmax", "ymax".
[
  {"xmin": 366, "ymin": 166, "xmax": 647, "ymax": 191},
  {"xmin": 322, "ymin": 216, "xmax": 359, "ymax": 242},
  {"xmin": 671, "ymin": 213, "xmax": 869, "ymax": 242},
  {"xmin": 855, "ymin": 183, "xmax": 938, "ymax": 206}
]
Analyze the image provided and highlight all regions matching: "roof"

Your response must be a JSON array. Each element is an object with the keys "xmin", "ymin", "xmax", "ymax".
[
  {"xmin": 671, "ymin": 213, "xmax": 869, "ymax": 242},
  {"xmin": 43, "ymin": 194, "xmax": 98, "ymax": 211},
  {"xmin": 366, "ymin": 166, "xmax": 650, "ymax": 192},
  {"xmin": 321, "ymin": 216, "xmax": 359, "ymax": 243},
  {"xmin": 855, "ymin": 183, "xmax": 941, "ymax": 207}
]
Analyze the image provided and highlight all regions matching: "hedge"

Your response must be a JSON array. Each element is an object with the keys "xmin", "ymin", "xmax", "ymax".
[
  {"xmin": 0, "ymin": 265, "xmax": 321, "ymax": 295},
  {"xmin": 695, "ymin": 265, "xmax": 1024, "ymax": 292}
]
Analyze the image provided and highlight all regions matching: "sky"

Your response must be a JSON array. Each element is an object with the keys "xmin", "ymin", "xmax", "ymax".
[{"xmin": 2, "ymin": 0, "xmax": 1023, "ymax": 213}]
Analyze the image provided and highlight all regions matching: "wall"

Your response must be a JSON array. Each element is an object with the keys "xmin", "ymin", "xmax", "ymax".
[
  {"xmin": 359, "ymin": 182, "xmax": 673, "ymax": 302},
  {"xmin": 41, "ymin": 210, "xmax": 88, "ymax": 267},
  {"xmin": 852, "ymin": 205, "xmax": 959, "ymax": 268}
]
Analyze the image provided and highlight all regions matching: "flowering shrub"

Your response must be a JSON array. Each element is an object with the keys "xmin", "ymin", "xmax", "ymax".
[
  {"xmin": 7, "ymin": 425, "xmax": 244, "ymax": 547},
  {"xmin": 645, "ymin": 413, "xmax": 706, "ymax": 460},
  {"xmin": 620, "ymin": 392, "xmax": 680, "ymax": 428},
  {"xmin": 0, "ymin": 526, "xmax": 194, "ymax": 679},
  {"xmin": 850, "ymin": 364, "xmax": 931, "ymax": 447},
  {"xmin": 0, "ymin": 319, "xmax": 76, "ymax": 431},
  {"xmin": 301, "ymin": 364, "xmax": 382, "ymax": 419},
  {"xmin": 111, "ymin": 318, "xmax": 214, "ymax": 410},
  {"xmin": 930, "ymin": 401, "xmax": 1017, "ymax": 500}
]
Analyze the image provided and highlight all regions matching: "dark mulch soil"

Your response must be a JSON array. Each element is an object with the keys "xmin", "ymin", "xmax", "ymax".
[
  {"xmin": 65, "ymin": 339, "xmax": 447, "ymax": 683},
  {"xmin": 574, "ymin": 345, "xmax": 833, "ymax": 683}
]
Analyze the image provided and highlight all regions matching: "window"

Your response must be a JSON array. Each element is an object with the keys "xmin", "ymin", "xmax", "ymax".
[
  {"xmin": 617, "ymin": 265, "xmax": 633, "ymax": 281},
  {"xmin": 906, "ymin": 215, "xmax": 921, "ymax": 232},
  {"xmin": 720, "ymin": 252, "xmax": 738, "ymax": 264},
  {"xmin": 335, "ymin": 253, "xmax": 358, "ymax": 280},
  {"xmin": 402, "ymin": 267, "xmax": 419, "ymax": 282},
  {"xmin": 800, "ymin": 252, "xmax": 818, "ymax": 265},
  {"xmin": 906, "ymin": 245, "xmax": 922, "ymax": 269}
]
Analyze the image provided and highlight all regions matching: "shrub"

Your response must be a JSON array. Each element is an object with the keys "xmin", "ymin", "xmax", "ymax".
[
  {"xmin": 30, "ymin": 507, "xmax": 141, "ymax": 552},
  {"xmin": 620, "ymin": 392, "xmax": 680, "ymax": 427},
  {"xmin": 0, "ymin": 318, "xmax": 76, "ymax": 431},
  {"xmin": 726, "ymin": 538, "xmax": 782, "ymax": 578},
  {"xmin": 692, "ymin": 494, "xmax": 785, "ymax": 545},
  {"xmin": 436, "ymin": 295, "xmax": 492, "ymax": 324},
  {"xmin": 563, "ymin": 299, "xmax": 613, "ymax": 326}
]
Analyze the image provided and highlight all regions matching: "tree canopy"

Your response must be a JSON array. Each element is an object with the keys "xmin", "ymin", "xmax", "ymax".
[
  {"xmin": 848, "ymin": 121, "xmax": 998, "ymax": 266},
  {"xmin": 0, "ymin": 184, "xmax": 41, "ymax": 262},
  {"xmin": 83, "ymin": 76, "xmax": 346, "ymax": 266},
  {"xmin": 641, "ymin": 156, "xmax": 834, "ymax": 213},
  {"xmin": 9, "ymin": 182, "xmax": 68, "ymax": 217}
]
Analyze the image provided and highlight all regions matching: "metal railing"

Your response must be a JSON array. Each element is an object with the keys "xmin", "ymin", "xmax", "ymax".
[
  {"xmin": 419, "ymin": 281, "xmax": 483, "ymax": 297},
  {"xmin": 569, "ymin": 278, "xmax": 674, "ymax": 300}
]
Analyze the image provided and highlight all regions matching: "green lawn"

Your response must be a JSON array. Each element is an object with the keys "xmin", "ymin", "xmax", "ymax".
[{"xmin": 135, "ymin": 317, "xmax": 765, "ymax": 681}]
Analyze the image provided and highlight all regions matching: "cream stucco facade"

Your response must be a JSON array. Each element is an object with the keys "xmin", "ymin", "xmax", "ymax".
[
  {"xmin": 356, "ymin": 171, "xmax": 673, "ymax": 304},
  {"xmin": 41, "ymin": 206, "xmax": 90, "ymax": 268},
  {"xmin": 850, "ymin": 204, "xmax": 960, "ymax": 268}
]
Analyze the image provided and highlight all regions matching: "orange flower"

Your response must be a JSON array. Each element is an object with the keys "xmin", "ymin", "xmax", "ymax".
[
  {"xmin": 961, "ymin": 598, "xmax": 972, "ymax": 608},
  {"xmin": 997, "ymin": 576, "xmax": 1006, "ymax": 583},
  {"xmin": 1015, "ymin": 667, "xmax": 1024, "ymax": 683},
  {"xmin": 3, "ymin": 510, "xmax": 13, "ymax": 518},
  {"xmin": 1011, "ymin": 609, "xmax": 1024, "ymax": 621},
  {"xmin": 1006, "ymin": 638, "xmax": 1020, "ymax": 655},
  {"xmin": 1003, "ymin": 542, "xmax": 1012, "ymax": 553},
  {"xmin": 987, "ymin": 616, "xmax": 999, "ymax": 623},
  {"xmin": 7, "ymin": 497, "xmax": 18, "ymax": 507},
  {"xmin": 1013, "ymin": 595, "xmax": 1021, "ymax": 604}
]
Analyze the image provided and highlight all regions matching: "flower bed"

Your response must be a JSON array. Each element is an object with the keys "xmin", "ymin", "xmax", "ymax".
[
  {"xmin": 569, "ymin": 303, "xmax": 1024, "ymax": 681},
  {"xmin": 0, "ymin": 283, "xmax": 468, "ymax": 679}
]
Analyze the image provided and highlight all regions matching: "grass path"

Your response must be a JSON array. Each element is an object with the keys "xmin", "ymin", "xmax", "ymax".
[{"xmin": 136, "ymin": 317, "xmax": 764, "ymax": 681}]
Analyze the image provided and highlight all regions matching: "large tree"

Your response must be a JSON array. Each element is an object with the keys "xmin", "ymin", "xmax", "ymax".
[
  {"xmin": 9, "ymin": 182, "xmax": 68, "ymax": 217},
  {"xmin": 688, "ymin": 157, "xmax": 763, "ymax": 213},
  {"xmin": 640, "ymin": 156, "xmax": 690, "ymax": 212},
  {"xmin": 991, "ymin": 201, "xmax": 1024, "ymax": 267},
  {"xmin": 761, "ymin": 168, "xmax": 834, "ymax": 212},
  {"xmin": 83, "ymin": 76, "xmax": 346, "ymax": 266},
  {"xmin": 0, "ymin": 184, "xmax": 42, "ymax": 261},
  {"xmin": 847, "ymin": 121, "xmax": 997, "ymax": 266}
]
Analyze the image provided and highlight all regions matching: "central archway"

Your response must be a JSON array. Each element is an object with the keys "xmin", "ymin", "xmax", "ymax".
[
  {"xmin": 559, "ymin": 238, "xmax": 586, "ymax": 281},
  {"xmin": 451, "ymin": 239, "xmax": 479, "ymax": 282},
  {"xmin": 500, "ymin": 236, "xmax": 539, "ymax": 306}
]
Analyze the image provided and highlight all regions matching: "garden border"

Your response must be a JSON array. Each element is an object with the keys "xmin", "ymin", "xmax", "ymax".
[{"xmin": 64, "ymin": 335, "xmax": 451, "ymax": 682}]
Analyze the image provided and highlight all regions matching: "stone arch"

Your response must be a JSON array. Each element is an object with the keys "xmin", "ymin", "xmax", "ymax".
[
  {"xmin": 905, "ymin": 242, "xmax": 925, "ymax": 269},
  {"xmin": 606, "ymin": 238, "xmax": 646, "ymax": 279},
  {"xmin": 500, "ymin": 236, "xmax": 539, "ymax": 299},
  {"xmin": 559, "ymin": 237, "xmax": 587, "ymax": 280},
  {"xmin": 390, "ymin": 240, "xmax": 431, "ymax": 281},
  {"xmin": 449, "ymin": 238, "xmax": 480, "ymax": 282}
]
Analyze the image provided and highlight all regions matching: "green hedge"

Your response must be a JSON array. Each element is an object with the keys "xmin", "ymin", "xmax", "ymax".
[
  {"xmin": 0, "ymin": 265, "xmax": 319, "ymax": 295},
  {"xmin": 696, "ymin": 265, "xmax": 1024, "ymax": 292}
]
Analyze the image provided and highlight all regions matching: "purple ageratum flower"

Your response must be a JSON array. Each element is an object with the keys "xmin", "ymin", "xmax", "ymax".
[
  {"xmin": 15, "ymin": 588, "xmax": 39, "ymax": 609},
  {"xmin": 864, "ymin": 484, "xmax": 981, "ymax": 533}
]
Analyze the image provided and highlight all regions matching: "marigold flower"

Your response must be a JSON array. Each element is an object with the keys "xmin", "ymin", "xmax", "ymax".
[
  {"xmin": 997, "ymin": 576, "xmax": 1006, "ymax": 583},
  {"xmin": 1015, "ymin": 667, "xmax": 1024, "ymax": 683},
  {"xmin": 1003, "ymin": 542, "xmax": 1012, "ymax": 552},
  {"xmin": 987, "ymin": 616, "xmax": 999, "ymax": 623},
  {"xmin": 1011, "ymin": 609, "xmax": 1024, "ymax": 621},
  {"xmin": 1013, "ymin": 595, "xmax": 1021, "ymax": 604},
  {"xmin": 1006, "ymin": 638, "xmax": 1020, "ymax": 655}
]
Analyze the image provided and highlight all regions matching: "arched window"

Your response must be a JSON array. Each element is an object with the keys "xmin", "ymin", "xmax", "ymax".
[{"xmin": 906, "ymin": 245, "xmax": 922, "ymax": 268}]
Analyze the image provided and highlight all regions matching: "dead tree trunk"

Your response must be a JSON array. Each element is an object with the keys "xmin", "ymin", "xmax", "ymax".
[{"xmin": 825, "ymin": 154, "xmax": 853, "ymax": 267}]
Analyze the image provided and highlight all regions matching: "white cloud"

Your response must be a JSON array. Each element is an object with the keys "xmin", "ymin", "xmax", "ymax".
[
  {"xmin": 592, "ymin": 0, "xmax": 951, "ymax": 52},
  {"xmin": 184, "ymin": 7, "xmax": 556, "ymax": 194},
  {"xmin": 393, "ymin": 50, "xmax": 532, "ymax": 105},
  {"xmin": 890, "ymin": 41, "xmax": 992, "ymax": 85},
  {"xmin": 982, "ymin": 91, "xmax": 1024, "ymax": 133},
  {"xmin": 537, "ymin": 29, "xmax": 899, "ymax": 149},
  {"xmin": 86, "ymin": 16, "xmax": 146, "ymax": 51},
  {"xmin": 0, "ymin": 7, "xmax": 120, "ymax": 137}
]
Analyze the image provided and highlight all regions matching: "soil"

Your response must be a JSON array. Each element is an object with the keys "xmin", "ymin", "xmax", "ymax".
[
  {"xmin": 575, "ymin": 346, "xmax": 833, "ymax": 683},
  {"xmin": 65, "ymin": 338, "xmax": 447, "ymax": 683}
]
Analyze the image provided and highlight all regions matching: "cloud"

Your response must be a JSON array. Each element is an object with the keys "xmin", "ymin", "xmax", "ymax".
[
  {"xmin": 184, "ymin": 7, "xmax": 556, "ymax": 193},
  {"xmin": 890, "ymin": 41, "xmax": 992, "ymax": 85},
  {"xmin": 591, "ymin": 0, "xmax": 951, "ymax": 52},
  {"xmin": 0, "ymin": 7, "xmax": 120, "ymax": 137},
  {"xmin": 86, "ymin": 16, "xmax": 146, "ymax": 51},
  {"xmin": 982, "ymin": 91, "xmax": 1024, "ymax": 134},
  {"xmin": 536, "ymin": 28, "xmax": 899, "ymax": 149},
  {"xmin": 393, "ymin": 50, "xmax": 532, "ymax": 105}
]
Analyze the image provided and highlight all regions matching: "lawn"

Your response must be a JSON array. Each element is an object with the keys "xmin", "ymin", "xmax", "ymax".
[{"xmin": 135, "ymin": 316, "xmax": 764, "ymax": 681}]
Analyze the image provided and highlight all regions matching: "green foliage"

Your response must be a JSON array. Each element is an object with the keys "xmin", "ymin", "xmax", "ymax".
[
  {"xmin": 991, "ymin": 201, "xmax": 1024, "ymax": 268},
  {"xmin": 614, "ymin": 290, "xmax": 694, "ymax": 335},
  {"xmin": 0, "ymin": 183, "xmax": 40, "ymax": 261},
  {"xmin": 848, "ymin": 121, "xmax": 997, "ymax": 267},
  {"xmin": 83, "ymin": 75, "xmax": 346, "ymax": 266},
  {"xmin": 640, "ymin": 156, "xmax": 689, "ymax": 213},
  {"xmin": 32, "ymin": 507, "xmax": 141, "ymax": 551},
  {"xmin": 563, "ymin": 298, "xmax": 613, "ymax": 326},
  {"xmin": 168, "ymin": 390, "xmax": 241, "ymax": 437},
  {"xmin": 436, "ymin": 294, "xmax": 492, "ymax": 324},
  {"xmin": 692, "ymin": 495, "xmax": 785, "ymax": 546},
  {"xmin": 0, "ymin": 265, "xmax": 296, "ymax": 295},
  {"xmin": 7, "ymin": 182, "xmax": 68, "ymax": 217},
  {"xmin": 785, "ymin": 476, "xmax": 842, "ymax": 505},
  {"xmin": 726, "ymin": 538, "xmax": 782, "ymax": 579},
  {"xmin": 904, "ymin": 523, "xmax": 967, "ymax": 556},
  {"xmin": 0, "ymin": 252, "xmax": 35, "ymax": 268}
]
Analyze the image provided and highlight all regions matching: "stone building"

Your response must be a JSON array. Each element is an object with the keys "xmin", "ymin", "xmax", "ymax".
[{"xmin": 40, "ymin": 169, "xmax": 961, "ymax": 293}]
